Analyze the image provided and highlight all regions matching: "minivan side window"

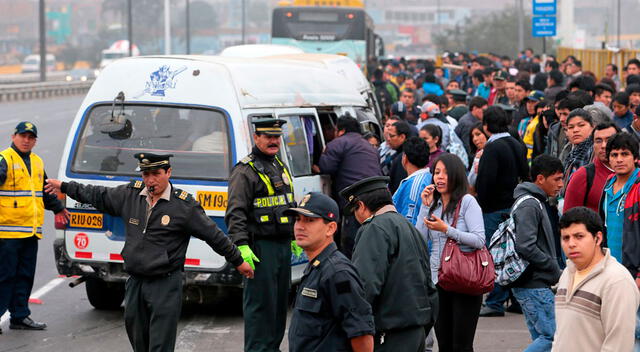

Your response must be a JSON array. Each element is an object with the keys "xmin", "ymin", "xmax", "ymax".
[
  {"xmin": 71, "ymin": 104, "xmax": 232, "ymax": 180},
  {"xmin": 280, "ymin": 115, "xmax": 313, "ymax": 177}
]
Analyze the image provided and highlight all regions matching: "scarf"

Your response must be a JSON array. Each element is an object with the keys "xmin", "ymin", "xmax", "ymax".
[{"xmin": 564, "ymin": 137, "xmax": 593, "ymax": 178}]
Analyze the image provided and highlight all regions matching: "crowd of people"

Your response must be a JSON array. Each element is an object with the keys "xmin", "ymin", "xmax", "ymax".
[{"xmin": 308, "ymin": 50, "xmax": 640, "ymax": 351}]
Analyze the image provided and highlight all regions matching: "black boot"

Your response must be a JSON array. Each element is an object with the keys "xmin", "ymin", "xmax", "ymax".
[{"xmin": 9, "ymin": 317, "xmax": 47, "ymax": 330}]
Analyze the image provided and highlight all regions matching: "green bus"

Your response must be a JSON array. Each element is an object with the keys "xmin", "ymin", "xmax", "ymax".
[{"xmin": 271, "ymin": 6, "xmax": 383, "ymax": 69}]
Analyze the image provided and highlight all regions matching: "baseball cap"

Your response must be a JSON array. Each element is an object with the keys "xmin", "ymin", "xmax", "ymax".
[
  {"xmin": 525, "ymin": 90, "xmax": 545, "ymax": 102},
  {"xmin": 494, "ymin": 70, "xmax": 509, "ymax": 81},
  {"xmin": 14, "ymin": 121, "xmax": 37, "ymax": 137},
  {"xmin": 421, "ymin": 101, "xmax": 441, "ymax": 117},
  {"xmin": 284, "ymin": 192, "xmax": 340, "ymax": 223}
]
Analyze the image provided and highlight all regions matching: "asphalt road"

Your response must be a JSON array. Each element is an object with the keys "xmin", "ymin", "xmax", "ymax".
[{"xmin": 0, "ymin": 95, "xmax": 530, "ymax": 351}]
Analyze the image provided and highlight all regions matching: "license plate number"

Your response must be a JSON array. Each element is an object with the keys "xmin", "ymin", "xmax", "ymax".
[
  {"xmin": 70, "ymin": 212, "xmax": 104, "ymax": 229},
  {"xmin": 196, "ymin": 191, "xmax": 228, "ymax": 211}
]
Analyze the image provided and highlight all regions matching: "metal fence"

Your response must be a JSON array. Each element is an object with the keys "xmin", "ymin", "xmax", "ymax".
[
  {"xmin": 556, "ymin": 47, "xmax": 640, "ymax": 84},
  {"xmin": 0, "ymin": 81, "xmax": 92, "ymax": 102}
]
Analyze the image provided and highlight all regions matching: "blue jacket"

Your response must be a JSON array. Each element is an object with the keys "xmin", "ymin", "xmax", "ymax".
[
  {"xmin": 392, "ymin": 168, "xmax": 432, "ymax": 226},
  {"xmin": 319, "ymin": 132, "xmax": 382, "ymax": 208}
]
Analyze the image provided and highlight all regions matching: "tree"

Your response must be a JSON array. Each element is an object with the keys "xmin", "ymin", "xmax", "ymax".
[{"xmin": 433, "ymin": 7, "xmax": 554, "ymax": 57}]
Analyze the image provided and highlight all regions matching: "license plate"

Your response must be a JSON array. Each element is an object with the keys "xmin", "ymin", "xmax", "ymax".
[
  {"xmin": 196, "ymin": 191, "xmax": 228, "ymax": 211},
  {"xmin": 69, "ymin": 212, "xmax": 104, "ymax": 229}
]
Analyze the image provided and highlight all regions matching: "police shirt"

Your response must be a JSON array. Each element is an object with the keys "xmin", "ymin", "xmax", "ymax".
[
  {"xmin": 61, "ymin": 180, "xmax": 243, "ymax": 276},
  {"xmin": 288, "ymin": 242, "xmax": 375, "ymax": 352}
]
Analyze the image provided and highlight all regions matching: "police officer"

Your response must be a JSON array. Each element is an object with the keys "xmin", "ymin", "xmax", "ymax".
[
  {"xmin": 0, "ymin": 122, "xmax": 70, "ymax": 334},
  {"xmin": 340, "ymin": 176, "xmax": 438, "ymax": 352},
  {"xmin": 286, "ymin": 192, "xmax": 375, "ymax": 352},
  {"xmin": 225, "ymin": 118, "xmax": 302, "ymax": 352},
  {"xmin": 45, "ymin": 153, "xmax": 253, "ymax": 352}
]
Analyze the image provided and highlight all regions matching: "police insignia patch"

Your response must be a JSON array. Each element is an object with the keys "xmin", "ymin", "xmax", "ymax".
[
  {"xmin": 161, "ymin": 215, "xmax": 170, "ymax": 226},
  {"xmin": 301, "ymin": 287, "xmax": 318, "ymax": 299},
  {"xmin": 134, "ymin": 180, "xmax": 143, "ymax": 189},
  {"xmin": 178, "ymin": 191, "xmax": 188, "ymax": 200}
]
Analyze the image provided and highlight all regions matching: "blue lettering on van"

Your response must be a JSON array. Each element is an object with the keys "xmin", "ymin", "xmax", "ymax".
[{"xmin": 143, "ymin": 65, "xmax": 187, "ymax": 97}]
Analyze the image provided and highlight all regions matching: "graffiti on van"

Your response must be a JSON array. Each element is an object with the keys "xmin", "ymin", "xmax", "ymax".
[{"xmin": 143, "ymin": 65, "xmax": 187, "ymax": 97}]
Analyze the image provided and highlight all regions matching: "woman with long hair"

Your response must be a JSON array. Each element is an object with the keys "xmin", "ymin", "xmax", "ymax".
[
  {"xmin": 417, "ymin": 153, "xmax": 485, "ymax": 352},
  {"xmin": 467, "ymin": 122, "xmax": 488, "ymax": 193},
  {"xmin": 419, "ymin": 124, "xmax": 445, "ymax": 171}
]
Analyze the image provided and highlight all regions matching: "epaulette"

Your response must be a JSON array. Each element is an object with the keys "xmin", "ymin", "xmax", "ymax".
[
  {"xmin": 239, "ymin": 154, "xmax": 254, "ymax": 165},
  {"xmin": 173, "ymin": 188, "xmax": 194, "ymax": 203},
  {"xmin": 128, "ymin": 179, "xmax": 144, "ymax": 189}
]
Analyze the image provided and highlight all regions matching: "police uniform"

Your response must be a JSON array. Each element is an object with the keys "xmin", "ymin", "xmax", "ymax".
[
  {"xmin": 340, "ymin": 177, "xmax": 438, "ymax": 352},
  {"xmin": 225, "ymin": 118, "xmax": 296, "ymax": 352},
  {"xmin": 0, "ymin": 122, "xmax": 64, "ymax": 332},
  {"xmin": 447, "ymin": 89, "xmax": 469, "ymax": 121},
  {"xmin": 60, "ymin": 153, "xmax": 243, "ymax": 352},
  {"xmin": 285, "ymin": 192, "xmax": 375, "ymax": 351}
]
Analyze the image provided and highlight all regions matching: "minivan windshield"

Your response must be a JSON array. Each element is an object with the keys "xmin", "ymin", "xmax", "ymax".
[{"xmin": 71, "ymin": 104, "xmax": 231, "ymax": 180}]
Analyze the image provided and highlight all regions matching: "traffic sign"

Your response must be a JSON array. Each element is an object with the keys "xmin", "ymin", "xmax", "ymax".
[
  {"xmin": 533, "ymin": 0, "xmax": 556, "ymax": 16},
  {"xmin": 532, "ymin": 16, "xmax": 556, "ymax": 37}
]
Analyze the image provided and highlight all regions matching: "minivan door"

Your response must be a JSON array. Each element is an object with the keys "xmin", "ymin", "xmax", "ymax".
[{"xmin": 274, "ymin": 108, "xmax": 331, "ymax": 200}]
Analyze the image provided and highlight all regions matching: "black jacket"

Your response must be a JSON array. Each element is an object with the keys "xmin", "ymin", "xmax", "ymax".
[
  {"xmin": 388, "ymin": 148, "xmax": 407, "ymax": 195},
  {"xmin": 476, "ymin": 135, "xmax": 529, "ymax": 213},
  {"xmin": 62, "ymin": 180, "xmax": 242, "ymax": 277}
]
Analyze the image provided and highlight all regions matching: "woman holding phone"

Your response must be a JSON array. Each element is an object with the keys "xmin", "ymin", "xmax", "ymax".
[{"xmin": 417, "ymin": 153, "xmax": 486, "ymax": 352}]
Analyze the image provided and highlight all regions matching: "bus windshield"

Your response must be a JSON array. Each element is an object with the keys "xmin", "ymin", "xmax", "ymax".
[
  {"xmin": 71, "ymin": 104, "xmax": 232, "ymax": 181},
  {"xmin": 272, "ymin": 7, "xmax": 365, "ymax": 41}
]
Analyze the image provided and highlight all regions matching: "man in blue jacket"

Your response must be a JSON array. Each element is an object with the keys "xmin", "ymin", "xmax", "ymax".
[{"xmin": 319, "ymin": 115, "xmax": 381, "ymax": 258}]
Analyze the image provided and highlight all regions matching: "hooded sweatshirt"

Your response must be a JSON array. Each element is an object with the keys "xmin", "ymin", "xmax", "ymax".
[{"xmin": 509, "ymin": 182, "xmax": 562, "ymax": 288}]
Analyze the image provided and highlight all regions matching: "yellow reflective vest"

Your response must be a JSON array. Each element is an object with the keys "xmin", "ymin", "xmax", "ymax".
[{"xmin": 0, "ymin": 147, "xmax": 45, "ymax": 238}]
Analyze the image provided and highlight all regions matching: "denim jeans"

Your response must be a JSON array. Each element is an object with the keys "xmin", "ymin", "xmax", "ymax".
[
  {"xmin": 483, "ymin": 209, "xmax": 511, "ymax": 312},
  {"xmin": 512, "ymin": 287, "xmax": 555, "ymax": 352}
]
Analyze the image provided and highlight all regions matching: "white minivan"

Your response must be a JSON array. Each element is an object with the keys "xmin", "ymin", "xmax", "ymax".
[
  {"xmin": 54, "ymin": 54, "xmax": 381, "ymax": 309},
  {"xmin": 21, "ymin": 54, "xmax": 56, "ymax": 73}
]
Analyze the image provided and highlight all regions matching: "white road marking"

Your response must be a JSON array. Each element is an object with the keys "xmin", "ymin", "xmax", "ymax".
[
  {"xmin": 0, "ymin": 277, "xmax": 66, "ymax": 326},
  {"xmin": 175, "ymin": 320, "xmax": 231, "ymax": 352}
]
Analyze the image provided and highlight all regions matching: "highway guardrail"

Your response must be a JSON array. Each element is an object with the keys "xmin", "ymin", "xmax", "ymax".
[{"xmin": 0, "ymin": 80, "xmax": 93, "ymax": 102}]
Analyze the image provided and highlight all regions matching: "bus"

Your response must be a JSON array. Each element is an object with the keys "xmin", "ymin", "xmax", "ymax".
[{"xmin": 271, "ymin": 0, "xmax": 383, "ymax": 69}]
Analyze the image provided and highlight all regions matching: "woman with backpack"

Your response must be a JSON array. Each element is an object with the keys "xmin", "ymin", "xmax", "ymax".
[{"xmin": 417, "ymin": 153, "xmax": 486, "ymax": 352}]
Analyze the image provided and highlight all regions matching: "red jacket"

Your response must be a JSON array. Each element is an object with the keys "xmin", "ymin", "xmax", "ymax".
[{"xmin": 563, "ymin": 158, "xmax": 614, "ymax": 213}]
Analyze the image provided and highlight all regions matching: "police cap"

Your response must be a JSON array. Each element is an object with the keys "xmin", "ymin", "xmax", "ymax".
[
  {"xmin": 447, "ymin": 89, "xmax": 468, "ymax": 101},
  {"xmin": 493, "ymin": 103, "xmax": 517, "ymax": 113},
  {"xmin": 285, "ymin": 192, "xmax": 340, "ymax": 223},
  {"xmin": 493, "ymin": 70, "xmax": 509, "ymax": 81},
  {"xmin": 339, "ymin": 176, "xmax": 390, "ymax": 214},
  {"xmin": 134, "ymin": 152, "xmax": 173, "ymax": 171},
  {"xmin": 253, "ymin": 118, "xmax": 287, "ymax": 136},
  {"xmin": 14, "ymin": 121, "xmax": 38, "ymax": 137}
]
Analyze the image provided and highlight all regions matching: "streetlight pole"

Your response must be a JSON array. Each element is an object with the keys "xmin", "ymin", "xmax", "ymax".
[
  {"xmin": 39, "ymin": 0, "xmax": 46, "ymax": 82},
  {"xmin": 616, "ymin": 0, "xmax": 621, "ymax": 48},
  {"xmin": 186, "ymin": 0, "xmax": 191, "ymax": 54},
  {"xmin": 241, "ymin": 0, "xmax": 246, "ymax": 44},
  {"xmin": 127, "ymin": 0, "xmax": 133, "ymax": 56},
  {"xmin": 164, "ymin": 0, "xmax": 171, "ymax": 54},
  {"xmin": 517, "ymin": 0, "xmax": 524, "ymax": 54}
]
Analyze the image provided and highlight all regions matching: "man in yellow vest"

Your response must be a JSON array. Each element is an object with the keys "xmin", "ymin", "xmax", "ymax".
[{"xmin": 0, "ymin": 121, "xmax": 69, "ymax": 333}]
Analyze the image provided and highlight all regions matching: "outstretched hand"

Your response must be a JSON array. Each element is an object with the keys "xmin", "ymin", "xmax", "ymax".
[
  {"xmin": 237, "ymin": 262, "xmax": 255, "ymax": 279},
  {"xmin": 45, "ymin": 179, "xmax": 63, "ymax": 195}
]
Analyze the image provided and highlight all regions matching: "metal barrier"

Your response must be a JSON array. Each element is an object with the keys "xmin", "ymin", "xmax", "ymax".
[
  {"xmin": 0, "ymin": 81, "xmax": 93, "ymax": 102},
  {"xmin": 556, "ymin": 47, "xmax": 640, "ymax": 85}
]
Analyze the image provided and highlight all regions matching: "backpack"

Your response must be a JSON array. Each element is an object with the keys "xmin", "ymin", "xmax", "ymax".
[
  {"xmin": 488, "ymin": 195, "xmax": 543, "ymax": 286},
  {"xmin": 446, "ymin": 130, "xmax": 469, "ymax": 169}
]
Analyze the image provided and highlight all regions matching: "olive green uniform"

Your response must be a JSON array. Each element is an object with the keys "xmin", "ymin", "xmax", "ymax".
[
  {"xmin": 225, "ymin": 146, "xmax": 295, "ymax": 352},
  {"xmin": 351, "ymin": 206, "xmax": 438, "ymax": 352}
]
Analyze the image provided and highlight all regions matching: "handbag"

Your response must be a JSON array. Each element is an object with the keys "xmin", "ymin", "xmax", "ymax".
[{"xmin": 437, "ymin": 200, "xmax": 495, "ymax": 295}]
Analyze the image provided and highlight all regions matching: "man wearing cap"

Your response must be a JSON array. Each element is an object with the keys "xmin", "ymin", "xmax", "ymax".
[
  {"xmin": 286, "ymin": 192, "xmax": 375, "ymax": 352},
  {"xmin": 446, "ymin": 89, "xmax": 469, "ymax": 121},
  {"xmin": 0, "ymin": 122, "xmax": 70, "ymax": 334},
  {"xmin": 340, "ymin": 176, "xmax": 438, "ymax": 352},
  {"xmin": 45, "ymin": 153, "xmax": 253, "ymax": 351},
  {"xmin": 488, "ymin": 70, "xmax": 510, "ymax": 106},
  {"xmin": 455, "ymin": 96, "xmax": 488, "ymax": 155},
  {"xmin": 225, "ymin": 118, "xmax": 300, "ymax": 352}
]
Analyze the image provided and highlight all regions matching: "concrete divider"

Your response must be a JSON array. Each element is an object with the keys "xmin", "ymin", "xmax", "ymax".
[{"xmin": 0, "ymin": 81, "xmax": 93, "ymax": 102}]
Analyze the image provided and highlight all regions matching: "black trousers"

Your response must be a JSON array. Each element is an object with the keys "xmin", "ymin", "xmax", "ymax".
[
  {"xmin": 374, "ymin": 325, "xmax": 430, "ymax": 352},
  {"xmin": 434, "ymin": 285, "xmax": 483, "ymax": 352},
  {"xmin": 243, "ymin": 239, "xmax": 291, "ymax": 352},
  {"xmin": 0, "ymin": 236, "xmax": 38, "ymax": 321},
  {"xmin": 124, "ymin": 270, "xmax": 183, "ymax": 352}
]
